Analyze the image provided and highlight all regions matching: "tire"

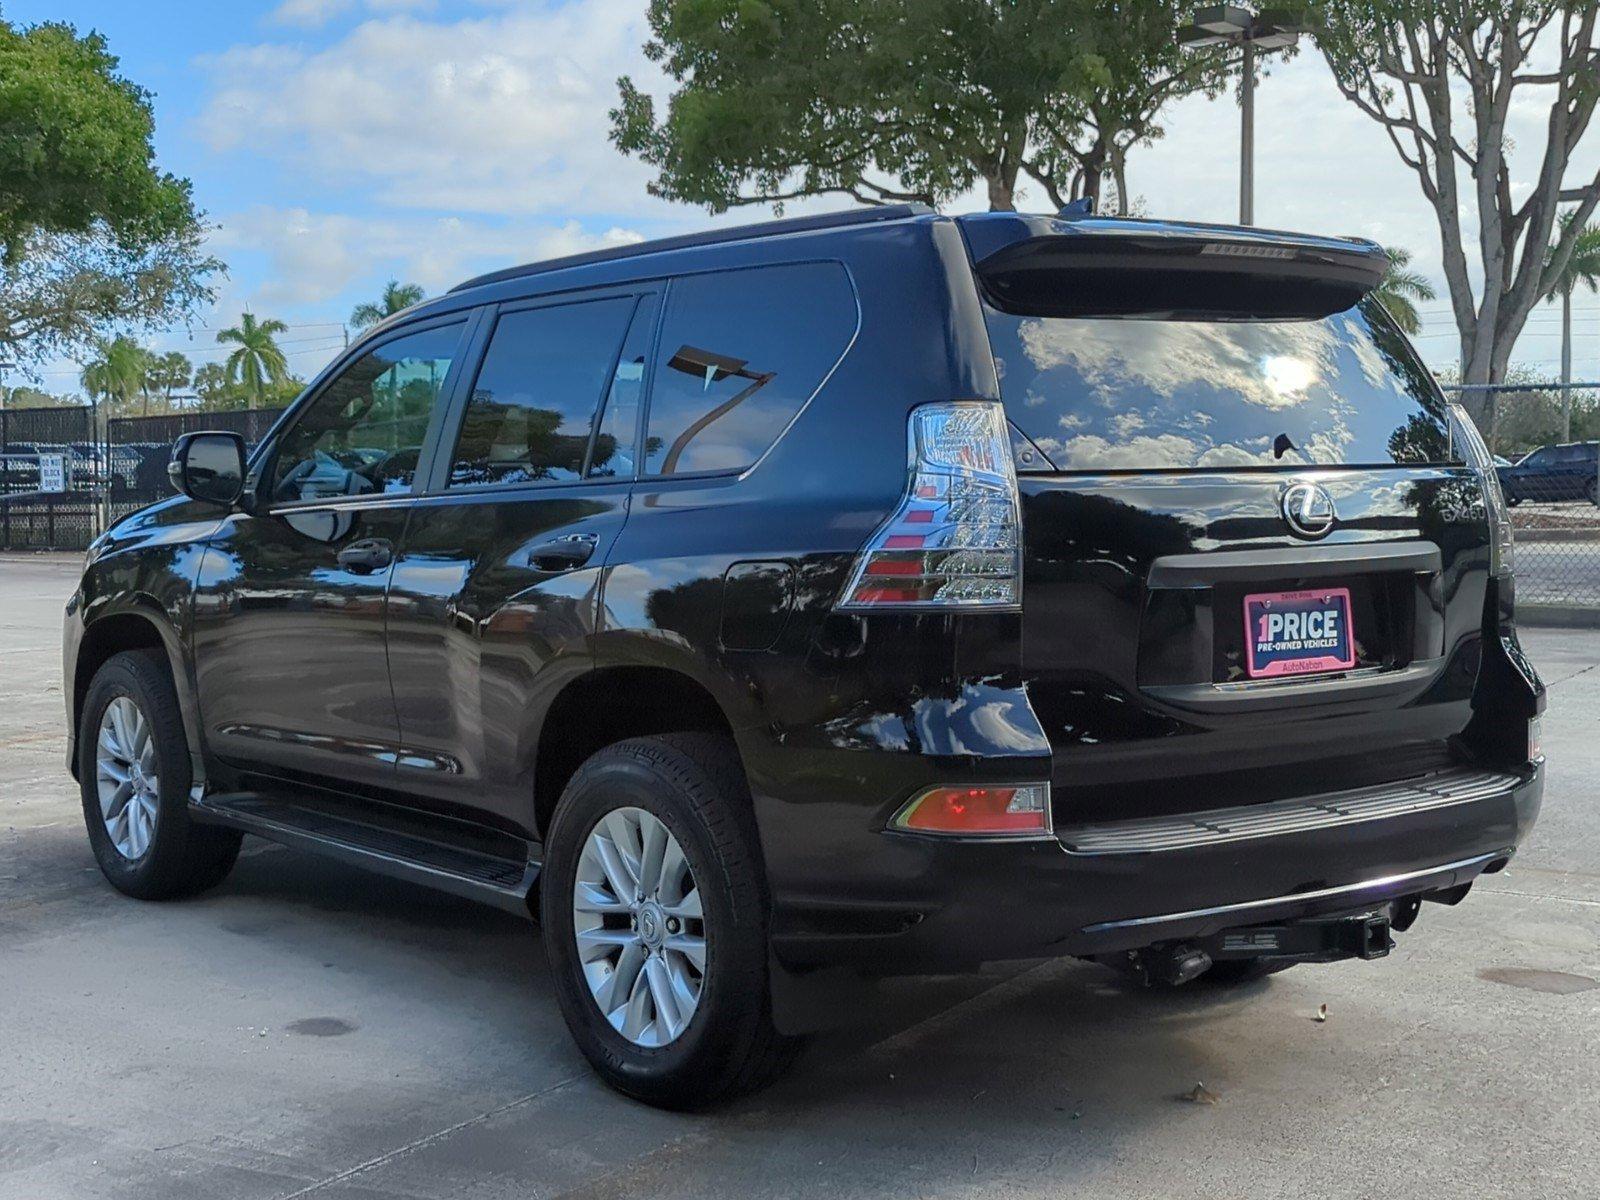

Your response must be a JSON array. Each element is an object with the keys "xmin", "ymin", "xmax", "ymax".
[
  {"xmin": 541, "ymin": 733, "xmax": 799, "ymax": 1109},
  {"xmin": 1586, "ymin": 479, "xmax": 1598, "ymax": 507},
  {"xmin": 1201, "ymin": 958, "xmax": 1297, "ymax": 985},
  {"xmin": 78, "ymin": 649, "xmax": 242, "ymax": 900}
]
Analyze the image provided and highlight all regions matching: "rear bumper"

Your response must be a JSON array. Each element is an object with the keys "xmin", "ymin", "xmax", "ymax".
[{"xmin": 767, "ymin": 760, "xmax": 1541, "ymax": 971}]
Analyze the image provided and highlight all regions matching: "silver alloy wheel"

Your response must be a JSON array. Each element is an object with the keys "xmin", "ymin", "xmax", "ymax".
[
  {"xmin": 95, "ymin": 695, "xmax": 159, "ymax": 860},
  {"xmin": 573, "ymin": 806, "xmax": 707, "ymax": 1048}
]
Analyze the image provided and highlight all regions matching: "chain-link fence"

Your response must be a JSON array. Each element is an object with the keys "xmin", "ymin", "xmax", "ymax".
[
  {"xmin": 0, "ymin": 406, "xmax": 101, "ymax": 551},
  {"xmin": 1446, "ymin": 382, "xmax": 1600, "ymax": 610},
  {"xmin": 105, "ymin": 408, "xmax": 283, "ymax": 526},
  {"xmin": 0, "ymin": 405, "xmax": 286, "ymax": 551}
]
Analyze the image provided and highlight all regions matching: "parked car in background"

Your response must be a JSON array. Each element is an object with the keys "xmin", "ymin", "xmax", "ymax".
[
  {"xmin": 1496, "ymin": 441, "xmax": 1600, "ymax": 505},
  {"xmin": 64, "ymin": 207, "xmax": 1545, "ymax": 1109}
]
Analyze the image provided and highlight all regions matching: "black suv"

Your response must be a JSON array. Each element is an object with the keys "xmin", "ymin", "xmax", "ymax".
[{"xmin": 64, "ymin": 207, "xmax": 1545, "ymax": 1107}]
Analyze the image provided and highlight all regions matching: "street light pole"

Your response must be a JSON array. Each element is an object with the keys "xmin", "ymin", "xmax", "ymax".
[{"xmin": 1177, "ymin": 6, "xmax": 1307, "ymax": 227}]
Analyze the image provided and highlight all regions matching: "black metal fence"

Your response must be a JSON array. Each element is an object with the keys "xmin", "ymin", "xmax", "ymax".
[
  {"xmin": 1447, "ymin": 383, "xmax": 1600, "ymax": 610},
  {"xmin": 0, "ymin": 405, "xmax": 285, "ymax": 551}
]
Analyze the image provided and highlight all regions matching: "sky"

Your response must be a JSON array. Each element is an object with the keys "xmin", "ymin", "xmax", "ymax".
[{"xmin": 14, "ymin": 0, "xmax": 1600, "ymax": 393}]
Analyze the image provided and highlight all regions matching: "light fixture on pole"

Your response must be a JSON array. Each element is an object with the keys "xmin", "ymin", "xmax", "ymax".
[{"xmin": 1177, "ymin": 5, "xmax": 1307, "ymax": 226}]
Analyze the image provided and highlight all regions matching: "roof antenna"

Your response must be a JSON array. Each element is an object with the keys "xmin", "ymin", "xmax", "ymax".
[{"xmin": 1057, "ymin": 197, "xmax": 1095, "ymax": 218}]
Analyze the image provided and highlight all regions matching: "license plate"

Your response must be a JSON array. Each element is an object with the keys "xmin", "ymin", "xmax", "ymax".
[{"xmin": 1243, "ymin": 587, "xmax": 1355, "ymax": 679}]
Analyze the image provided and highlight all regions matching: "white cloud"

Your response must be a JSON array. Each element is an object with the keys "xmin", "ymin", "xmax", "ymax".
[
  {"xmin": 202, "ymin": 0, "xmax": 667, "ymax": 219},
  {"xmin": 269, "ymin": 0, "xmax": 437, "ymax": 30},
  {"xmin": 209, "ymin": 205, "xmax": 644, "ymax": 307}
]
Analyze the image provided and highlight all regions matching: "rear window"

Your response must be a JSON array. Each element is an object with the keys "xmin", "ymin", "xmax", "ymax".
[
  {"xmin": 644, "ymin": 262, "xmax": 856, "ymax": 476},
  {"xmin": 985, "ymin": 297, "xmax": 1459, "ymax": 470}
]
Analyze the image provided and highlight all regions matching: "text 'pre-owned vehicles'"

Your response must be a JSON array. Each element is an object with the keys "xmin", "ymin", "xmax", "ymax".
[{"xmin": 64, "ymin": 207, "xmax": 1545, "ymax": 1107}]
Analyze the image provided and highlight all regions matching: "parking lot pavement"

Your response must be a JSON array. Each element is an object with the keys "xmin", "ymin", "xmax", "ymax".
[{"xmin": 3, "ymin": 549, "xmax": 1598, "ymax": 1200}]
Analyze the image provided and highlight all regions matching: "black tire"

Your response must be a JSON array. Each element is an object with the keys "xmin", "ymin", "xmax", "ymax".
[
  {"xmin": 1586, "ymin": 479, "xmax": 1598, "ymax": 507},
  {"xmin": 78, "ymin": 649, "xmax": 242, "ymax": 900},
  {"xmin": 1201, "ymin": 958, "xmax": 1297, "ymax": 985},
  {"xmin": 541, "ymin": 733, "xmax": 800, "ymax": 1109}
]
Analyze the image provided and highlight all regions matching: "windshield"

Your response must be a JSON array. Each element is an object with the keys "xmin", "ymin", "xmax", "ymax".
[{"xmin": 985, "ymin": 297, "xmax": 1459, "ymax": 470}]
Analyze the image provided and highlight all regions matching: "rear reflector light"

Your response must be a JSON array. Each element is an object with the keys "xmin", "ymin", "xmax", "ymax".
[
  {"xmin": 890, "ymin": 784, "xmax": 1052, "ymax": 837},
  {"xmin": 838, "ymin": 401, "xmax": 1021, "ymax": 609},
  {"xmin": 1529, "ymin": 716, "xmax": 1543, "ymax": 762},
  {"xmin": 1449, "ymin": 403, "xmax": 1514, "ymax": 576}
]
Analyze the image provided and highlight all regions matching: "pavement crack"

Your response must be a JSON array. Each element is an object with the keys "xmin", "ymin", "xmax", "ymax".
[{"xmin": 269, "ymin": 1073, "xmax": 586, "ymax": 1199}]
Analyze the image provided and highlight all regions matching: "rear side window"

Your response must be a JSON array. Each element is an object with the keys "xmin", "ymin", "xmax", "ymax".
[
  {"xmin": 644, "ymin": 262, "xmax": 856, "ymax": 476},
  {"xmin": 986, "ymin": 298, "xmax": 1459, "ymax": 470},
  {"xmin": 450, "ymin": 297, "xmax": 636, "ymax": 488}
]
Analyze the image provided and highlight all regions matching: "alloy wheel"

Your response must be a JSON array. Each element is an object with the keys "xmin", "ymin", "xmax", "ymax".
[
  {"xmin": 572, "ymin": 806, "xmax": 707, "ymax": 1048},
  {"xmin": 95, "ymin": 695, "xmax": 159, "ymax": 859}
]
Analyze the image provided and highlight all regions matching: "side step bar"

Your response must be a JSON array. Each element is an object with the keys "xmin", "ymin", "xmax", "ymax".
[
  {"xmin": 1057, "ymin": 766, "xmax": 1524, "ymax": 855},
  {"xmin": 191, "ymin": 792, "xmax": 539, "ymax": 917}
]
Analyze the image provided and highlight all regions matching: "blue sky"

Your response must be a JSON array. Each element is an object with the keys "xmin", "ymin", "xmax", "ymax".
[{"xmin": 16, "ymin": 1, "xmax": 1600, "ymax": 391}]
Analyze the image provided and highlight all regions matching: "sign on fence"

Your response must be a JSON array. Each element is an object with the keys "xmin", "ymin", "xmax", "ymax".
[{"xmin": 38, "ymin": 454, "xmax": 67, "ymax": 494}]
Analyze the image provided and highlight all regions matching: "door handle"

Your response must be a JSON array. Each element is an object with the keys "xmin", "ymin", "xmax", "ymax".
[
  {"xmin": 526, "ymin": 532, "xmax": 599, "ymax": 572},
  {"xmin": 337, "ymin": 538, "xmax": 394, "ymax": 574}
]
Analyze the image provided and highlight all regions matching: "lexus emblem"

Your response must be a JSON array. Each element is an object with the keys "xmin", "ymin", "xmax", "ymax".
[{"xmin": 1280, "ymin": 481, "xmax": 1336, "ymax": 539}]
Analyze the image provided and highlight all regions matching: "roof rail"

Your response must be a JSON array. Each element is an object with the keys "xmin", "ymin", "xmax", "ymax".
[{"xmin": 450, "ymin": 203, "xmax": 935, "ymax": 295}]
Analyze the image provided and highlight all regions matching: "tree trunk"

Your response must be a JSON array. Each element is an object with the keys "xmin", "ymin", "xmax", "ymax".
[
  {"xmin": 985, "ymin": 172, "xmax": 1016, "ymax": 211},
  {"xmin": 1563, "ymin": 289, "xmax": 1574, "ymax": 441}
]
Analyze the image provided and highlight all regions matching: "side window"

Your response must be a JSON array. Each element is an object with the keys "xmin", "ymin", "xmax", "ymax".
[
  {"xmin": 271, "ymin": 323, "xmax": 463, "ymax": 504},
  {"xmin": 449, "ymin": 297, "xmax": 636, "ymax": 488},
  {"xmin": 587, "ymin": 294, "xmax": 657, "ymax": 480},
  {"xmin": 644, "ymin": 262, "xmax": 856, "ymax": 476}
]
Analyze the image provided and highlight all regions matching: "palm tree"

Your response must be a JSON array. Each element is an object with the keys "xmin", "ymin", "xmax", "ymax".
[
  {"xmin": 1373, "ymin": 247, "xmax": 1436, "ymax": 336},
  {"xmin": 217, "ymin": 312, "xmax": 289, "ymax": 405},
  {"xmin": 350, "ymin": 280, "xmax": 426, "ymax": 331},
  {"xmin": 79, "ymin": 338, "xmax": 151, "ymax": 417},
  {"xmin": 147, "ymin": 351, "xmax": 193, "ymax": 408},
  {"xmin": 1544, "ymin": 211, "xmax": 1600, "ymax": 439}
]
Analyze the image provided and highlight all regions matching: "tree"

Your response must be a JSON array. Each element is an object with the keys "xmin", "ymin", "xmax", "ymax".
[
  {"xmin": 351, "ymin": 280, "xmax": 425, "ymax": 330},
  {"xmin": 612, "ymin": 0, "xmax": 1233, "ymax": 214},
  {"xmin": 1543, "ymin": 211, "xmax": 1600, "ymax": 438},
  {"xmin": 79, "ymin": 336, "xmax": 150, "ymax": 416},
  {"xmin": 217, "ymin": 312, "xmax": 288, "ymax": 405},
  {"xmin": 146, "ymin": 350, "xmax": 191, "ymax": 407},
  {"xmin": 193, "ymin": 359, "xmax": 304, "ymax": 412},
  {"xmin": 1372, "ymin": 246, "xmax": 1436, "ymax": 335},
  {"xmin": 1315, "ymin": 4, "xmax": 1600, "ymax": 388},
  {"xmin": 0, "ymin": 18, "xmax": 219, "ymax": 372}
]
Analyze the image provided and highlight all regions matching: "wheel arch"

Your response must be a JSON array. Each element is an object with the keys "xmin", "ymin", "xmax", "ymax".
[
  {"xmin": 71, "ymin": 602, "xmax": 200, "ymax": 783},
  {"xmin": 532, "ymin": 661, "xmax": 749, "ymax": 844}
]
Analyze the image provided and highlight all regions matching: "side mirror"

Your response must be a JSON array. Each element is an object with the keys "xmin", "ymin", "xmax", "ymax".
[{"xmin": 168, "ymin": 431, "xmax": 246, "ymax": 506}]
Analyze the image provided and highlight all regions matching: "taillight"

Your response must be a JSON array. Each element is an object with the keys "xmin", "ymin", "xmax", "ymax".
[
  {"xmin": 1449, "ymin": 403, "xmax": 1514, "ymax": 576},
  {"xmin": 890, "ymin": 784, "xmax": 1052, "ymax": 837},
  {"xmin": 839, "ymin": 401, "xmax": 1021, "ymax": 609}
]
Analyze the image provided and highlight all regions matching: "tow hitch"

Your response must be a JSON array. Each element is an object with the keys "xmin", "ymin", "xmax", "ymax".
[{"xmin": 1113, "ymin": 905, "xmax": 1404, "ymax": 986}]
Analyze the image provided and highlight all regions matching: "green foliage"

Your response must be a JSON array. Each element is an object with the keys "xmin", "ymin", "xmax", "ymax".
[
  {"xmin": 0, "ymin": 21, "xmax": 196, "ymax": 259},
  {"xmin": 613, "ymin": 0, "xmax": 1233, "ymax": 213},
  {"xmin": 1373, "ymin": 246, "xmax": 1435, "ymax": 336},
  {"xmin": 1, "ymin": 384, "xmax": 77, "ymax": 408},
  {"xmin": 78, "ymin": 335, "xmax": 150, "ymax": 415},
  {"xmin": 351, "ymin": 280, "xmax": 426, "ymax": 330},
  {"xmin": 1545, "ymin": 212, "xmax": 1600, "ymax": 303},
  {"xmin": 192, "ymin": 358, "xmax": 303, "ymax": 413},
  {"xmin": 0, "ymin": 17, "xmax": 220, "ymax": 371},
  {"xmin": 217, "ymin": 312, "xmax": 290, "ymax": 405},
  {"xmin": 146, "ymin": 349, "xmax": 191, "ymax": 400}
]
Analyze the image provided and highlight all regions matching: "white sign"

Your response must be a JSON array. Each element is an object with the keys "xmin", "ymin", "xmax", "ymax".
[{"xmin": 38, "ymin": 453, "xmax": 67, "ymax": 494}]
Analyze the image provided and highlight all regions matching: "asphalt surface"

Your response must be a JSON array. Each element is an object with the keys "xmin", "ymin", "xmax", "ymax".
[{"xmin": 3, "ymin": 551, "xmax": 1598, "ymax": 1200}]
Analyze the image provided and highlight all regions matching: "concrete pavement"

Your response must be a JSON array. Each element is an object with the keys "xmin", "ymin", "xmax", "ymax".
[{"xmin": 3, "ymin": 551, "xmax": 1598, "ymax": 1200}]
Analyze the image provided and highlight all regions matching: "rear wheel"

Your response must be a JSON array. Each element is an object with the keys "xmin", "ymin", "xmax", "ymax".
[
  {"xmin": 1586, "ymin": 478, "xmax": 1598, "ymax": 506},
  {"xmin": 541, "ymin": 734, "xmax": 799, "ymax": 1108},
  {"xmin": 78, "ymin": 649, "xmax": 242, "ymax": 900}
]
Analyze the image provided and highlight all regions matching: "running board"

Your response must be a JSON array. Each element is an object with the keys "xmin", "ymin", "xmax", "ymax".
[{"xmin": 191, "ymin": 792, "xmax": 538, "ymax": 917}]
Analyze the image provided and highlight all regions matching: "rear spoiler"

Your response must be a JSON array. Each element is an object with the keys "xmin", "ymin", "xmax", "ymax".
[{"xmin": 958, "ymin": 213, "xmax": 1389, "ymax": 321}]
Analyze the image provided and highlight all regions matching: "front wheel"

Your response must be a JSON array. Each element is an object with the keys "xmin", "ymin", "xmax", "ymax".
[
  {"xmin": 541, "ymin": 734, "xmax": 799, "ymax": 1108},
  {"xmin": 78, "ymin": 649, "xmax": 242, "ymax": 900}
]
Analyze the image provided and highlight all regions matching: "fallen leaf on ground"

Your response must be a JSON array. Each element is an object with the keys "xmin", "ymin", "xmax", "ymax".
[
  {"xmin": 1180, "ymin": 1082, "xmax": 1219, "ymax": 1105},
  {"xmin": 1314, "ymin": 1003, "xmax": 1329, "ymax": 1022}
]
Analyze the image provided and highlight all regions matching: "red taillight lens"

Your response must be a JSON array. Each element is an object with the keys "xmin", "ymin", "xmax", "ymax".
[
  {"xmin": 838, "ymin": 401, "xmax": 1022, "ymax": 610},
  {"xmin": 890, "ymin": 784, "xmax": 1051, "ymax": 837}
]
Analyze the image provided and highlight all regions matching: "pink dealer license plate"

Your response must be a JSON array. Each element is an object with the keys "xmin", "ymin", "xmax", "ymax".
[{"xmin": 1243, "ymin": 587, "xmax": 1356, "ymax": 679}]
